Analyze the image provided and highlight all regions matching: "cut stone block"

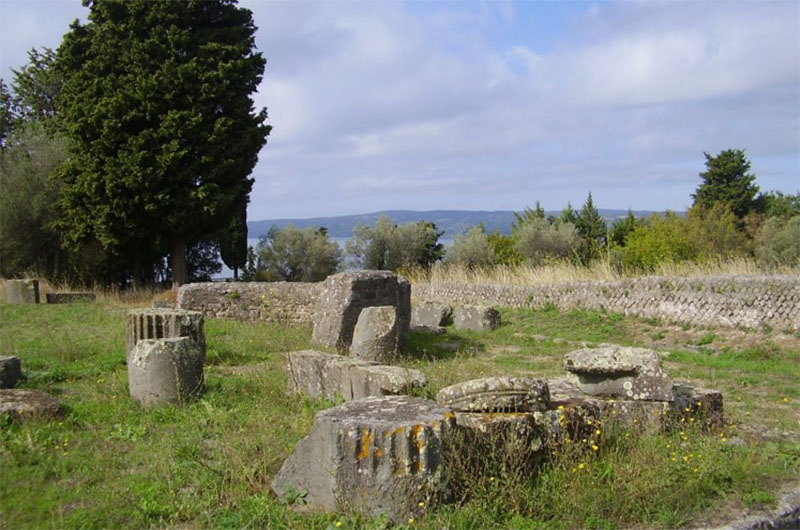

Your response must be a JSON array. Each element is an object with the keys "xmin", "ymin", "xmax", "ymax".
[
  {"xmin": 0, "ymin": 356, "xmax": 22, "ymax": 389},
  {"xmin": 670, "ymin": 382, "xmax": 724, "ymax": 428},
  {"xmin": 5, "ymin": 279, "xmax": 39, "ymax": 304},
  {"xmin": 286, "ymin": 350, "xmax": 427, "ymax": 401},
  {"xmin": 45, "ymin": 292, "xmax": 96, "ymax": 304},
  {"xmin": 126, "ymin": 308, "xmax": 205, "ymax": 362},
  {"xmin": 411, "ymin": 301, "xmax": 453, "ymax": 328},
  {"xmin": 410, "ymin": 325, "xmax": 446, "ymax": 335},
  {"xmin": 128, "ymin": 337, "xmax": 205, "ymax": 407},
  {"xmin": 564, "ymin": 345, "xmax": 673, "ymax": 401},
  {"xmin": 436, "ymin": 376, "xmax": 550, "ymax": 413},
  {"xmin": 453, "ymin": 305, "xmax": 501, "ymax": 332},
  {"xmin": 272, "ymin": 396, "xmax": 455, "ymax": 521},
  {"xmin": 0, "ymin": 389, "xmax": 63, "ymax": 421},
  {"xmin": 350, "ymin": 305, "xmax": 399, "ymax": 362},
  {"xmin": 312, "ymin": 271, "xmax": 411, "ymax": 353},
  {"xmin": 453, "ymin": 412, "xmax": 547, "ymax": 469}
]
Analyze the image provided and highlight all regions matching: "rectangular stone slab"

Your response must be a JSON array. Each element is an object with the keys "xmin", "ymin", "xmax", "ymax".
[{"xmin": 286, "ymin": 350, "xmax": 427, "ymax": 401}]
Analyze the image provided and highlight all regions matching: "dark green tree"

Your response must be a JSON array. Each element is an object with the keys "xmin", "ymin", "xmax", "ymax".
[
  {"xmin": 0, "ymin": 80, "xmax": 17, "ymax": 149},
  {"xmin": 512, "ymin": 201, "xmax": 546, "ymax": 233},
  {"xmin": 691, "ymin": 149, "xmax": 760, "ymax": 220},
  {"xmin": 55, "ymin": 0, "xmax": 270, "ymax": 287},
  {"xmin": 609, "ymin": 209, "xmax": 644, "ymax": 248},
  {"xmin": 559, "ymin": 202, "xmax": 577, "ymax": 225},
  {"xmin": 575, "ymin": 192, "xmax": 607, "ymax": 262},
  {"xmin": 219, "ymin": 202, "xmax": 248, "ymax": 280},
  {"xmin": 12, "ymin": 48, "xmax": 61, "ymax": 122}
]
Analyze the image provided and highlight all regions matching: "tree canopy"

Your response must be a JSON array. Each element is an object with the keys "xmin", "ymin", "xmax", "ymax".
[
  {"xmin": 692, "ymin": 149, "xmax": 760, "ymax": 220},
  {"xmin": 55, "ymin": 0, "xmax": 270, "ymax": 286}
]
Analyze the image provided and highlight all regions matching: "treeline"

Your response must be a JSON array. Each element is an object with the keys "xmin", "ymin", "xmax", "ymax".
[
  {"xmin": 245, "ymin": 149, "xmax": 798, "ymax": 281},
  {"xmin": 1, "ymin": 1, "xmax": 267, "ymax": 288}
]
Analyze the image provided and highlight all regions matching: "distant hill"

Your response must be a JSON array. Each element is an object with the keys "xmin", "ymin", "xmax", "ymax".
[{"xmin": 247, "ymin": 209, "xmax": 664, "ymax": 239}]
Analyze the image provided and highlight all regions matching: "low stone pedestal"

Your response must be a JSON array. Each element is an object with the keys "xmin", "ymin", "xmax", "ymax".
[
  {"xmin": 453, "ymin": 305, "xmax": 501, "ymax": 332},
  {"xmin": 272, "ymin": 396, "xmax": 455, "ymax": 521},
  {"xmin": 350, "ymin": 305, "xmax": 400, "ymax": 362},
  {"xmin": 0, "ymin": 356, "xmax": 22, "ymax": 389},
  {"xmin": 46, "ymin": 292, "xmax": 96, "ymax": 304},
  {"xmin": 128, "ymin": 337, "xmax": 205, "ymax": 406},
  {"xmin": 286, "ymin": 350, "xmax": 427, "ymax": 401},
  {"xmin": 126, "ymin": 308, "xmax": 205, "ymax": 361},
  {"xmin": 5, "ymin": 279, "xmax": 39, "ymax": 304},
  {"xmin": 411, "ymin": 301, "xmax": 453, "ymax": 328},
  {"xmin": 0, "ymin": 389, "xmax": 63, "ymax": 421}
]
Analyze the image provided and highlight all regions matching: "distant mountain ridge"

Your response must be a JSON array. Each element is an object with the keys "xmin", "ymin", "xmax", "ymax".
[{"xmin": 247, "ymin": 209, "xmax": 665, "ymax": 239}]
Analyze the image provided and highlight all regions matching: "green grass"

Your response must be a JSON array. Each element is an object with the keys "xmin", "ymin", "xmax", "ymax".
[{"xmin": 1, "ymin": 302, "xmax": 798, "ymax": 529}]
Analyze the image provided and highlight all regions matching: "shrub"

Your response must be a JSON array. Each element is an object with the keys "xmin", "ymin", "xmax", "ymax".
[
  {"xmin": 755, "ymin": 215, "xmax": 800, "ymax": 267},
  {"xmin": 345, "ymin": 215, "xmax": 443, "ymax": 271},
  {"xmin": 256, "ymin": 224, "xmax": 342, "ymax": 282},
  {"xmin": 514, "ymin": 218, "xmax": 580, "ymax": 266},
  {"xmin": 622, "ymin": 212, "xmax": 697, "ymax": 270},
  {"xmin": 446, "ymin": 226, "xmax": 497, "ymax": 268}
]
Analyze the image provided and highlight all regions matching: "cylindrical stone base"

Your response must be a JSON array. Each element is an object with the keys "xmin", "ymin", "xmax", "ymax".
[
  {"xmin": 126, "ymin": 308, "xmax": 205, "ymax": 362},
  {"xmin": 128, "ymin": 338, "xmax": 205, "ymax": 406},
  {"xmin": 5, "ymin": 280, "xmax": 40, "ymax": 304}
]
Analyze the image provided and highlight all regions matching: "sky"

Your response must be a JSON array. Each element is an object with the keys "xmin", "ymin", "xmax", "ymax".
[{"xmin": 1, "ymin": 0, "xmax": 798, "ymax": 221}]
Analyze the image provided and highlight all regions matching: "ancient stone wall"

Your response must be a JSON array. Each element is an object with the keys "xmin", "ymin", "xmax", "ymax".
[
  {"xmin": 412, "ymin": 275, "xmax": 800, "ymax": 331},
  {"xmin": 177, "ymin": 282, "xmax": 321, "ymax": 324},
  {"xmin": 177, "ymin": 275, "xmax": 799, "ymax": 331}
]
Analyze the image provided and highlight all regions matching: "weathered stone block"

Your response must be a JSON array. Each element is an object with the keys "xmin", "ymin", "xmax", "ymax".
[
  {"xmin": 272, "ymin": 396, "xmax": 455, "ymax": 521},
  {"xmin": 454, "ymin": 412, "xmax": 547, "ymax": 468},
  {"xmin": 436, "ymin": 376, "xmax": 549, "ymax": 413},
  {"xmin": 128, "ymin": 338, "xmax": 205, "ymax": 406},
  {"xmin": 312, "ymin": 271, "xmax": 411, "ymax": 352},
  {"xmin": 411, "ymin": 301, "xmax": 452, "ymax": 328},
  {"xmin": 453, "ymin": 305, "xmax": 501, "ymax": 332},
  {"xmin": 564, "ymin": 345, "xmax": 673, "ymax": 401},
  {"xmin": 350, "ymin": 306, "xmax": 399, "ymax": 362},
  {"xmin": 670, "ymin": 382, "xmax": 724, "ymax": 428},
  {"xmin": 5, "ymin": 279, "xmax": 39, "ymax": 304},
  {"xmin": 286, "ymin": 350, "xmax": 426, "ymax": 401},
  {"xmin": 45, "ymin": 292, "xmax": 96, "ymax": 304},
  {"xmin": 0, "ymin": 389, "xmax": 63, "ymax": 421},
  {"xmin": 126, "ymin": 308, "xmax": 205, "ymax": 362},
  {"xmin": 0, "ymin": 356, "xmax": 22, "ymax": 389}
]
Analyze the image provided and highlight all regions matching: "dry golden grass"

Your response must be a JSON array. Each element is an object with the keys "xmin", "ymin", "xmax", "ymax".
[
  {"xmin": 0, "ymin": 278, "xmax": 173, "ymax": 307},
  {"xmin": 405, "ymin": 257, "xmax": 800, "ymax": 286}
]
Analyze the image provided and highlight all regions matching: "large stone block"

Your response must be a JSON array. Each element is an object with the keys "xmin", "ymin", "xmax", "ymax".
[
  {"xmin": 564, "ymin": 345, "xmax": 673, "ymax": 401},
  {"xmin": 453, "ymin": 305, "xmax": 501, "ymax": 332},
  {"xmin": 272, "ymin": 396, "xmax": 455, "ymax": 521},
  {"xmin": 126, "ymin": 308, "xmax": 205, "ymax": 362},
  {"xmin": 453, "ymin": 412, "xmax": 547, "ymax": 470},
  {"xmin": 45, "ymin": 292, "xmax": 96, "ymax": 304},
  {"xmin": 411, "ymin": 301, "xmax": 452, "ymax": 328},
  {"xmin": 286, "ymin": 350, "xmax": 426, "ymax": 401},
  {"xmin": 436, "ymin": 377, "xmax": 550, "ymax": 413},
  {"xmin": 670, "ymin": 382, "xmax": 724, "ymax": 428},
  {"xmin": 350, "ymin": 305, "xmax": 399, "ymax": 362},
  {"xmin": 128, "ymin": 338, "xmax": 205, "ymax": 406},
  {"xmin": 0, "ymin": 356, "xmax": 22, "ymax": 389},
  {"xmin": 0, "ymin": 389, "xmax": 63, "ymax": 421},
  {"xmin": 5, "ymin": 279, "xmax": 39, "ymax": 304},
  {"xmin": 312, "ymin": 271, "xmax": 411, "ymax": 353}
]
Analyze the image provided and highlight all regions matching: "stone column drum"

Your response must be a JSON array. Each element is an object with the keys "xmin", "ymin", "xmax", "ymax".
[
  {"xmin": 5, "ymin": 279, "xmax": 40, "ymax": 304},
  {"xmin": 128, "ymin": 337, "xmax": 205, "ymax": 406},
  {"xmin": 272, "ymin": 396, "xmax": 456, "ymax": 521},
  {"xmin": 126, "ymin": 308, "xmax": 205, "ymax": 362}
]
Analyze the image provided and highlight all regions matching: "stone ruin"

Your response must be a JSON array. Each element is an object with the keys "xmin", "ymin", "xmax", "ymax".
[
  {"xmin": 45, "ymin": 292, "xmax": 96, "ymax": 304},
  {"xmin": 0, "ymin": 355, "xmax": 65, "ymax": 422},
  {"xmin": 5, "ymin": 279, "xmax": 40, "ymax": 304},
  {"xmin": 125, "ymin": 308, "xmax": 207, "ymax": 406},
  {"xmin": 275, "ymin": 344, "xmax": 724, "ymax": 521}
]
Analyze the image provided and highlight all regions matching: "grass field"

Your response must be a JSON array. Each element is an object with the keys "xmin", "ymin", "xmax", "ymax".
[{"xmin": 1, "ymin": 299, "xmax": 798, "ymax": 529}]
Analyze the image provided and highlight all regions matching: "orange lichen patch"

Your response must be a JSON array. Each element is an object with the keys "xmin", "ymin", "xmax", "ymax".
[
  {"xmin": 415, "ymin": 460, "xmax": 424, "ymax": 473},
  {"xmin": 444, "ymin": 411, "xmax": 456, "ymax": 420},
  {"xmin": 357, "ymin": 428, "xmax": 374, "ymax": 460},
  {"xmin": 411, "ymin": 425, "xmax": 427, "ymax": 451},
  {"xmin": 374, "ymin": 447, "xmax": 384, "ymax": 459}
]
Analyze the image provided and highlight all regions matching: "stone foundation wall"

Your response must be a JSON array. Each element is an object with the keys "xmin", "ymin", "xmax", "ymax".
[
  {"xmin": 178, "ymin": 282, "xmax": 321, "ymax": 324},
  {"xmin": 412, "ymin": 275, "xmax": 800, "ymax": 331},
  {"xmin": 177, "ymin": 275, "xmax": 799, "ymax": 331}
]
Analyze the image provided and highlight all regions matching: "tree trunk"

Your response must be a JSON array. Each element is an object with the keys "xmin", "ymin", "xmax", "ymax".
[
  {"xmin": 233, "ymin": 266, "xmax": 239, "ymax": 281},
  {"xmin": 172, "ymin": 240, "xmax": 188, "ymax": 288}
]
